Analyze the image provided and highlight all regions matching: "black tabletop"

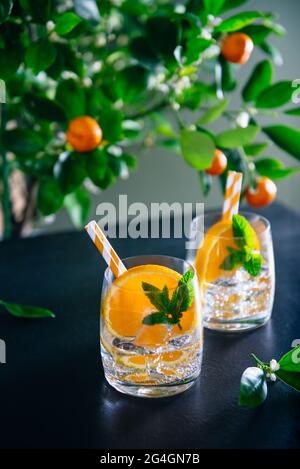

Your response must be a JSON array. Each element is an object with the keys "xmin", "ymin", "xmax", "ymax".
[{"xmin": 0, "ymin": 203, "xmax": 299, "ymax": 449}]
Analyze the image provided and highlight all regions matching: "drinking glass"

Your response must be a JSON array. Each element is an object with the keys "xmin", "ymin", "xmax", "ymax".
[
  {"xmin": 187, "ymin": 211, "xmax": 275, "ymax": 332},
  {"xmin": 100, "ymin": 255, "xmax": 203, "ymax": 398}
]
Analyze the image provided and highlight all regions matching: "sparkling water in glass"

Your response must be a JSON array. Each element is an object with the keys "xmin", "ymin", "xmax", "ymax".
[
  {"xmin": 100, "ymin": 255, "xmax": 203, "ymax": 397},
  {"xmin": 187, "ymin": 211, "xmax": 275, "ymax": 332}
]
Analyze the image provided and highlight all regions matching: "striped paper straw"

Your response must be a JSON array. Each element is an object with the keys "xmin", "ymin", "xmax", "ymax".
[
  {"xmin": 85, "ymin": 220, "xmax": 127, "ymax": 278},
  {"xmin": 222, "ymin": 171, "xmax": 243, "ymax": 220}
]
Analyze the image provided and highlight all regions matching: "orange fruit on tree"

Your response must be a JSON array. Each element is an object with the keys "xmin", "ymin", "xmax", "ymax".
[
  {"xmin": 102, "ymin": 264, "xmax": 196, "ymax": 348},
  {"xmin": 206, "ymin": 149, "xmax": 227, "ymax": 176},
  {"xmin": 66, "ymin": 116, "xmax": 102, "ymax": 152},
  {"xmin": 221, "ymin": 33, "xmax": 254, "ymax": 64},
  {"xmin": 245, "ymin": 177, "xmax": 277, "ymax": 208}
]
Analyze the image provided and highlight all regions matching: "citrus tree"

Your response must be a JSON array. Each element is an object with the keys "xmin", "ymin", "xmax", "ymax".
[{"xmin": 1, "ymin": 0, "xmax": 300, "ymax": 239}]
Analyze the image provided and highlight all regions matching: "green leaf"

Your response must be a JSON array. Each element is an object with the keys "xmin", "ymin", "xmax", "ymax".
[
  {"xmin": 276, "ymin": 369, "xmax": 300, "ymax": 392},
  {"xmin": 179, "ymin": 269, "xmax": 194, "ymax": 285},
  {"xmin": 284, "ymin": 107, "xmax": 300, "ymax": 116},
  {"xmin": 176, "ymin": 82, "xmax": 207, "ymax": 110},
  {"xmin": 242, "ymin": 60, "xmax": 273, "ymax": 102},
  {"xmin": 74, "ymin": 0, "xmax": 100, "ymax": 24},
  {"xmin": 204, "ymin": 0, "xmax": 225, "ymax": 15},
  {"xmin": 278, "ymin": 346, "xmax": 300, "ymax": 373},
  {"xmin": 185, "ymin": 37, "xmax": 213, "ymax": 64},
  {"xmin": 244, "ymin": 142, "xmax": 268, "ymax": 156},
  {"xmin": 98, "ymin": 108, "xmax": 123, "ymax": 142},
  {"xmin": 216, "ymin": 125, "xmax": 259, "ymax": 148},
  {"xmin": 130, "ymin": 36, "xmax": 158, "ymax": 66},
  {"xmin": 19, "ymin": 0, "xmax": 53, "ymax": 22},
  {"xmin": 146, "ymin": 17, "xmax": 178, "ymax": 56},
  {"xmin": 55, "ymin": 12, "xmax": 82, "ymax": 36},
  {"xmin": 255, "ymin": 158, "xmax": 300, "ymax": 180},
  {"xmin": 0, "ymin": 0, "xmax": 13, "ymax": 23},
  {"xmin": 50, "ymin": 43, "xmax": 85, "ymax": 79},
  {"xmin": 220, "ymin": 57, "xmax": 237, "ymax": 92},
  {"xmin": 221, "ymin": 0, "xmax": 248, "ymax": 13},
  {"xmin": 56, "ymin": 79, "xmax": 85, "ymax": 119},
  {"xmin": 24, "ymin": 94, "xmax": 66, "ymax": 122},
  {"xmin": 114, "ymin": 65, "xmax": 148, "ymax": 104},
  {"xmin": 64, "ymin": 187, "xmax": 90, "ymax": 228},
  {"xmin": 142, "ymin": 270, "xmax": 194, "ymax": 328},
  {"xmin": 180, "ymin": 129, "xmax": 215, "ymax": 170},
  {"xmin": 25, "ymin": 39, "xmax": 57, "ymax": 74},
  {"xmin": 243, "ymin": 253, "xmax": 263, "ymax": 276},
  {"xmin": 142, "ymin": 312, "xmax": 169, "ymax": 326},
  {"xmin": 37, "ymin": 179, "xmax": 64, "ymax": 216},
  {"xmin": 86, "ymin": 148, "xmax": 109, "ymax": 186},
  {"xmin": 0, "ymin": 300, "xmax": 55, "ymax": 319},
  {"xmin": 142, "ymin": 282, "xmax": 169, "ymax": 313},
  {"xmin": 260, "ymin": 41, "xmax": 283, "ymax": 66},
  {"xmin": 240, "ymin": 25, "xmax": 272, "ymax": 45},
  {"xmin": 3, "ymin": 129, "xmax": 45, "ymax": 154},
  {"xmin": 263, "ymin": 125, "xmax": 300, "ymax": 160},
  {"xmin": 197, "ymin": 98, "xmax": 229, "ymax": 125},
  {"xmin": 256, "ymin": 81, "xmax": 294, "ymax": 109},
  {"xmin": 54, "ymin": 151, "xmax": 87, "ymax": 194},
  {"xmin": 85, "ymin": 87, "xmax": 112, "ymax": 116},
  {"xmin": 239, "ymin": 367, "xmax": 268, "ymax": 407},
  {"xmin": 0, "ymin": 47, "xmax": 22, "ymax": 80},
  {"xmin": 220, "ymin": 248, "xmax": 243, "ymax": 270},
  {"xmin": 215, "ymin": 11, "xmax": 265, "ymax": 33},
  {"xmin": 232, "ymin": 214, "xmax": 257, "ymax": 249},
  {"xmin": 122, "ymin": 153, "xmax": 137, "ymax": 171}
]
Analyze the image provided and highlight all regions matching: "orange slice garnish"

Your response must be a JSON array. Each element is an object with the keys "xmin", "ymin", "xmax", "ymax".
[
  {"xmin": 102, "ymin": 264, "xmax": 196, "ymax": 347},
  {"xmin": 195, "ymin": 219, "xmax": 260, "ymax": 284}
]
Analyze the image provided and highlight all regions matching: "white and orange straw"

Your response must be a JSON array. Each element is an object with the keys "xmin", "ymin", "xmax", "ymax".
[
  {"xmin": 85, "ymin": 220, "xmax": 127, "ymax": 278},
  {"xmin": 222, "ymin": 170, "xmax": 243, "ymax": 220}
]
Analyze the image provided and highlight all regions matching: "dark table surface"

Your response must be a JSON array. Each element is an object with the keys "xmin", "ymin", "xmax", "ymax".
[{"xmin": 0, "ymin": 203, "xmax": 300, "ymax": 449}]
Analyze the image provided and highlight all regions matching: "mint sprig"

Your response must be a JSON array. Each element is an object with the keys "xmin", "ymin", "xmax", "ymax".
[
  {"xmin": 142, "ymin": 269, "xmax": 194, "ymax": 329},
  {"xmin": 220, "ymin": 214, "xmax": 263, "ymax": 276}
]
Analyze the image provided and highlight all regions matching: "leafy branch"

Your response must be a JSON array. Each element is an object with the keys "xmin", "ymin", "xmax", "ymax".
[{"xmin": 239, "ymin": 346, "xmax": 300, "ymax": 407}]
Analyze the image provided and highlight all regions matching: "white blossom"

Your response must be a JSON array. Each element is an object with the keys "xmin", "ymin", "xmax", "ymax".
[
  {"xmin": 269, "ymin": 359, "xmax": 280, "ymax": 372},
  {"xmin": 236, "ymin": 111, "xmax": 250, "ymax": 128}
]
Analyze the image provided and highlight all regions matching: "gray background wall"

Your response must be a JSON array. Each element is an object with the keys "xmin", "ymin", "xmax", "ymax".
[{"xmin": 44, "ymin": 0, "xmax": 300, "ymax": 232}]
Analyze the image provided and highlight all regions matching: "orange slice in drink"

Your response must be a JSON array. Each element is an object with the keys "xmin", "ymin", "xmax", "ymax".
[
  {"xmin": 102, "ymin": 264, "xmax": 196, "ymax": 347},
  {"xmin": 195, "ymin": 219, "xmax": 260, "ymax": 284},
  {"xmin": 119, "ymin": 350, "xmax": 189, "ymax": 369}
]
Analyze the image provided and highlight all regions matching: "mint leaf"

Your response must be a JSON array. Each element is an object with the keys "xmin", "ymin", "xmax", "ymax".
[
  {"xmin": 142, "ymin": 312, "xmax": 169, "ymax": 326},
  {"xmin": 232, "ymin": 214, "xmax": 257, "ymax": 249},
  {"xmin": 142, "ymin": 282, "xmax": 169, "ymax": 313},
  {"xmin": 220, "ymin": 215, "xmax": 263, "ymax": 277},
  {"xmin": 243, "ymin": 253, "xmax": 263, "ymax": 276},
  {"xmin": 179, "ymin": 269, "xmax": 194, "ymax": 285},
  {"xmin": 141, "ymin": 269, "xmax": 194, "ymax": 328},
  {"xmin": 220, "ymin": 247, "xmax": 243, "ymax": 270}
]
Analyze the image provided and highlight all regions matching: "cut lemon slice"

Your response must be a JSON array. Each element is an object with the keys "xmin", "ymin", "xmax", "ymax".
[{"xmin": 102, "ymin": 264, "xmax": 196, "ymax": 347}]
